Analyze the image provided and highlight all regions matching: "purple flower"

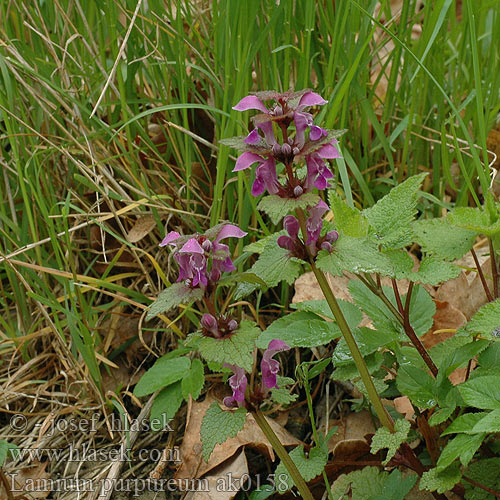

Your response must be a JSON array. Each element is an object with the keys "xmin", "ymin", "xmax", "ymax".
[
  {"xmin": 293, "ymin": 92, "xmax": 328, "ymax": 149},
  {"xmin": 160, "ymin": 224, "xmax": 247, "ymax": 287},
  {"xmin": 201, "ymin": 313, "xmax": 239, "ymax": 339},
  {"xmin": 261, "ymin": 339, "xmax": 291, "ymax": 390},
  {"xmin": 223, "ymin": 364, "xmax": 248, "ymax": 408},
  {"xmin": 277, "ymin": 215, "xmax": 306, "ymax": 259},
  {"xmin": 306, "ymin": 200, "xmax": 329, "ymax": 246},
  {"xmin": 233, "ymin": 152, "xmax": 279, "ymax": 196},
  {"xmin": 305, "ymin": 142, "xmax": 341, "ymax": 191}
]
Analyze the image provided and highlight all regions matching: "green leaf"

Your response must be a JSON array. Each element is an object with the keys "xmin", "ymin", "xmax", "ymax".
[
  {"xmin": 369, "ymin": 469, "xmax": 418, "ymax": 500},
  {"xmin": 235, "ymin": 234, "xmax": 303, "ymax": 299},
  {"xmin": 462, "ymin": 459, "xmax": 500, "ymax": 500},
  {"xmin": 363, "ymin": 173, "xmax": 427, "ymax": 249},
  {"xmin": 405, "ymin": 257, "xmax": 461, "ymax": 286},
  {"xmin": 437, "ymin": 432, "xmax": 485, "ymax": 471},
  {"xmin": 150, "ymin": 382, "xmax": 184, "ymax": 431},
  {"xmin": 256, "ymin": 311, "xmax": 340, "ymax": 349},
  {"xmin": 413, "ymin": 217, "xmax": 476, "ymax": 260},
  {"xmin": 465, "ymin": 299, "xmax": 500, "ymax": 339},
  {"xmin": 200, "ymin": 403, "xmax": 246, "ymax": 462},
  {"xmin": 333, "ymin": 352, "xmax": 384, "ymax": 381},
  {"xmin": 146, "ymin": 283, "xmax": 203, "ymax": 320},
  {"xmin": 420, "ymin": 463, "xmax": 462, "ymax": 494},
  {"xmin": 219, "ymin": 135, "xmax": 269, "ymax": 154},
  {"xmin": 331, "ymin": 467, "xmax": 388, "ymax": 500},
  {"xmin": 316, "ymin": 236, "xmax": 394, "ymax": 276},
  {"xmin": 441, "ymin": 412, "xmax": 489, "ymax": 436},
  {"xmin": 248, "ymin": 486, "xmax": 275, "ymax": 500},
  {"xmin": 478, "ymin": 342, "xmax": 500, "ymax": 369},
  {"xmin": 348, "ymin": 280, "xmax": 435, "ymax": 338},
  {"xmin": 471, "ymin": 409, "xmax": 500, "ymax": 433},
  {"xmin": 329, "ymin": 190, "xmax": 369, "ymax": 237},
  {"xmin": 333, "ymin": 326, "xmax": 398, "ymax": 366},
  {"xmin": 448, "ymin": 207, "xmax": 500, "ymax": 237},
  {"xmin": 271, "ymin": 376, "xmax": 298, "ymax": 405},
  {"xmin": 134, "ymin": 356, "xmax": 191, "ymax": 397},
  {"xmin": 198, "ymin": 320, "xmax": 260, "ymax": 372},
  {"xmin": 370, "ymin": 418, "xmax": 411, "ymax": 465},
  {"xmin": 396, "ymin": 365, "xmax": 436, "ymax": 408},
  {"xmin": 181, "ymin": 358, "xmax": 205, "ymax": 400},
  {"xmin": 458, "ymin": 376, "xmax": 500, "ymax": 410},
  {"xmin": 291, "ymin": 298, "xmax": 363, "ymax": 329},
  {"xmin": 428, "ymin": 406, "xmax": 456, "ymax": 427},
  {"xmin": 0, "ymin": 440, "xmax": 19, "ymax": 467},
  {"xmin": 217, "ymin": 272, "xmax": 267, "ymax": 287},
  {"xmin": 274, "ymin": 446, "xmax": 328, "ymax": 492},
  {"xmin": 257, "ymin": 192, "xmax": 320, "ymax": 224}
]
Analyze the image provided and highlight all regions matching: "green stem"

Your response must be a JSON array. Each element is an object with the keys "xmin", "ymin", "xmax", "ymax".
[
  {"xmin": 252, "ymin": 409, "xmax": 315, "ymax": 500},
  {"xmin": 295, "ymin": 208, "xmax": 393, "ymax": 431},
  {"xmin": 304, "ymin": 377, "xmax": 335, "ymax": 500}
]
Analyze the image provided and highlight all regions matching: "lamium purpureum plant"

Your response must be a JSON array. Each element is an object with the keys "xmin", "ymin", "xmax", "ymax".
[{"xmin": 136, "ymin": 87, "xmax": 500, "ymax": 499}]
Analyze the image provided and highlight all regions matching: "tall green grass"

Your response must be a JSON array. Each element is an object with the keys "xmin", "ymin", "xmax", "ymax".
[{"xmin": 0, "ymin": 0, "xmax": 498, "ymax": 389}]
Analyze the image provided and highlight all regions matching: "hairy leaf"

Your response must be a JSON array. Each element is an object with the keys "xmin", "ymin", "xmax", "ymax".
[
  {"xmin": 257, "ymin": 311, "xmax": 341, "ymax": 348},
  {"xmin": 437, "ymin": 433, "xmax": 485, "ymax": 471},
  {"xmin": 458, "ymin": 376, "xmax": 500, "ymax": 410},
  {"xmin": 371, "ymin": 418, "xmax": 411, "ymax": 465},
  {"xmin": 181, "ymin": 358, "xmax": 205, "ymax": 400},
  {"xmin": 147, "ymin": 283, "xmax": 203, "ymax": 320},
  {"xmin": 150, "ymin": 382, "xmax": 183, "ymax": 431},
  {"xmin": 363, "ymin": 173, "xmax": 427, "ymax": 249},
  {"xmin": 134, "ymin": 356, "xmax": 191, "ymax": 397},
  {"xmin": 420, "ymin": 463, "xmax": 462, "ymax": 494},
  {"xmin": 200, "ymin": 403, "xmax": 246, "ymax": 461},
  {"xmin": 465, "ymin": 299, "xmax": 500, "ymax": 339},
  {"xmin": 257, "ymin": 192, "xmax": 320, "ymax": 224},
  {"xmin": 328, "ymin": 190, "xmax": 369, "ymax": 237},
  {"xmin": 198, "ymin": 320, "xmax": 260, "ymax": 372}
]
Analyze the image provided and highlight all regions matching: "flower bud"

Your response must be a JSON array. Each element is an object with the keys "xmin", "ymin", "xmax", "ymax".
[
  {"xmin": 292, "ymin": 147, "xmax": 300, "ymax": 155},
  {"xmin": 228, "ymin": 320, "xmax": 238, "ymax": 331},
  {"xmin": 201, "ymin": 239, "xmax": 212, "ymax": 251},
  {"xmin": 320, "ymin": 241, "xmax": 332, "ymax": 252},
  {"xmin": 201, "ymin": 313, "xmax": 217, "ymax": 330},
  {"xmin": 271, "ymin": 143, "xmax": 281, "ymax": 156},
  {"xmin": 281, "ymin": 143, "xmax": 292, "ymax": 156},
  {"xmin": 293, "ymin": 185, "xmax": 304, "ymax": 197},
  {"xmin": 325, "ymin": 230, "xmax": 339, "ymax": 242},
  {"xmin": 273, "ymin": 105, "xmax": 283, "ymax": 116}
]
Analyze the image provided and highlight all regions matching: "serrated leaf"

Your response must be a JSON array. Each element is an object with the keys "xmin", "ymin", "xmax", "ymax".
[
  {"xmin": 181, "ymin": 358, "xmax": 205, "ymax": 400},
  {"xmin": 465, "ymin": 299, "xmax": 500, "ymax": 339},
  {"xmin": 478, "ymin": 342, "xmax": 500, "ymax": 369},
  {"xmin": 420, "ymin": 463, "xmax": 462, "ymax": 494},
  {"xmin": 369, "ymin": 469, "xmax": 418, "ymax": 500},
  {"xmin": 428, "ymin": 406, "xmax": 456, "ymax": 427},
  {"xmin": 333, "ymin": 352, "xmax": 384, "ymax": 381},
  {"xmin": 413, "ymin": 218, "xmax": 476, "ymax": 260},
  {"xmin": 316, "ymin": 236, "xmax": 394, "ymax": 276},
  {"xmin": 200, "ymin": 403, "xmax": 246, "ymax": 461},
  {"xmin": 333, "ymin": 326, "xmax": 398, "ymax": 365},
  {"xmin": 441, "ymin": 412, "xmax": 489, "ymax": 436},
  {"xmin": 256, "ymin": 311, "xmax": 340, "ymax": 349},
  {"xmin": 363, "ymin": 173, "xmax": 427, "ymax": 249},
  {"xmin": 133, "ymin": 356, "xmax": 191, "ymax": 397},
  {"xmin": 271, "ymin": 376, "xmax": 298, "ymax": 405},
  {"xmin": 150, "ymin": 382, "xmax": 183, "ymax": 431},
  {"xmin": 198, "ymin": 320, "xmax": 260, "ymax": 372},
  {"xmin": 437, "ymin": 432, "xmax": 485, "ymax": 471},
  {"xmin": 290, "ymin": 298, "xmax": 363, "ymax": 329},
  {"xmin": 235, "ymin": 234, "xmax": 303, "ymax": 299},
  {"xmin": 458, "ymin": 376, "xmax": 500, "ymax": 410},
  {"xmin": 219, "ymin": 135, "xmax": 269, "ymax": 154},
  {"xmin": 371, "ymin": 418, "xmax": 411, "ymax": 465},
  {"xmin": 332, "ymin": 467, "xmax": 388, "ymax": 500},
  {"xmin": 147, "ymin": 283, "xmax": 203, "ymax": 320},
  {"xmin": 405, "ymin": 257, "xmax": 461, "ymax": 286},
  {"xmin": 274, "ymin": 446, "xmax": 328, "ymax": 492},
  {"xmin": 462, "ymin": 459, "xmax": 500, "ymax": 500},
  {"xmin": 329, "ymin": 190, "xmax": 369, "ymax": 237},
  {"xmin": 448, "ymin": 207, "xmax": 500, "ymax": 237},
  {"xmin": 257, "ymin": 192, "xmax": 320, "ymax": 224},
  {"xmin": 396, "ymin": 365, "xmax": 436, "ymax": 408},
  {"xmin": 471, "ymin": 409, "xmax": 500, "ymax": 433}
]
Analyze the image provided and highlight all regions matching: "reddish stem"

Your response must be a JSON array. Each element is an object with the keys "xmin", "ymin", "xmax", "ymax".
[{"xmin": 471, "ymin": 247, "xmax": 493, "ymax": 302}]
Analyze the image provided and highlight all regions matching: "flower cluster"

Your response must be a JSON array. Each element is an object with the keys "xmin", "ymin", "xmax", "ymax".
[
  {"xmin": 223, "ymin": 339, "xmax": 291, "ymax": 408},
  {"xmin": 160, "ymin": 224, "xmax": 246, "ymax": 288},
  {"xmin": 277, "ymin": 200, "xmax": 339, "ymax": 258},
  {"xmin": 231, "ymin": 89, "xmax": 341, "ymax": 198}
]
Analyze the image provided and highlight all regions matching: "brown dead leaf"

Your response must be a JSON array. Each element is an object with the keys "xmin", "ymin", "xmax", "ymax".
[
  {"xmin": 1, "ymin": 462, "xmax": 51, "ymax": 499},
  {"xmin": 175, "ymin": 396, "xmax": 300, "ymax": 480},
  {"xmin": 394, "ymin": 396, "xmax": 415, "ymax": 421},
  {"xmin": 127, "ymin": 215, "xmax": 157, "ymax": 243},
  {"xmin": 325, "ymin": 410, "xmax": 375, "ymax": 455},
  {"xmin": 449, "ymin": 359, "xmax": 477, "ymax": 386},
  {"xmin": 421, "ymin": 300, "xmax": 467, "ymax": 349},
  {"xmin": 183, "ymin": 449, "xmax": 248, "ymax": 500}
]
